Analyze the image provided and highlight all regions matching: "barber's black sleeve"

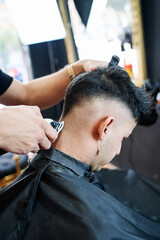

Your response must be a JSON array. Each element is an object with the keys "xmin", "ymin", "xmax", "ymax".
[{"xmin": 0, "ymin": 69, "xmax": 13, "ymax": 96}]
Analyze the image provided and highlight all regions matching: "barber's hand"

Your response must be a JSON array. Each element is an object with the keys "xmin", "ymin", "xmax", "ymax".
[
  {"xmin": 83, "ymin": 59, "xmax": 108, "ymax": 72},
  {"xmin": 74, "ymin": 59, "xmax": 108, "ymax": 74},
  {"xmin": 0, "ymin": 105, "xmax": 58, "ymax": 154}
]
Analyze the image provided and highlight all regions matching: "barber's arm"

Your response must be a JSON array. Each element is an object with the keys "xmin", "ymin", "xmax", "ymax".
[
  {"xmin": 0, "ymin": 59, "xmax": 107, "ymax": 110},
  {"xmin": 0, "ymin": 105, "xmax": 58, "ymax": 154}
]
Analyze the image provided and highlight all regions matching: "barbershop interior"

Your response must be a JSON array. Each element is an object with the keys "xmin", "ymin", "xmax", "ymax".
[{"xmin": 0, "ymin": 0, "xmax": 160, "ymax": 239}]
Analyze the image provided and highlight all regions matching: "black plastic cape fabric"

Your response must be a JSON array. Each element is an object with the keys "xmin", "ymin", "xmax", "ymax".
[{"xmin": 0, "ymin": 148, "xmax": 160, "ymax": 240}]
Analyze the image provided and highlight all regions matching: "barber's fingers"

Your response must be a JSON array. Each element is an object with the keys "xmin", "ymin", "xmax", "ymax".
[
  {"xmin": 25, "ymin": 106, "xmax": 58, "ymax": 150},
  {"xmin": 31, "ymin": 144, "xmax": 40, "ymax": 153},
  {"xmin": 31, "ymin": 127, "xmax": 57, "ymax": 152},
  {"xmin": 25, "ymin": 105, "xmax": 43, "ymax": 118},
  {"xmin": 90, "ymin": 66, "xmax": 98, "ymax": 71},
  {"xmin": 42, "ymin": 119, "xmax": 58, "ymax": 143},
  {"xmin": 36, "ymin": 119, "xmax": 58, "ymax": 151},
  {"xmin": 23, "ymin": 105, "xmax": 58, "ymax": 148},
  {"xmin": 83, "ymin": 60, "xmax": 107, "ymax": 72},
  {"xmin": 38, "ymin": 133, "xmax": 52, "ymax": 150},
  {"xmin": 28, "ymin": 106, "xmax": 58, "ymax": 143}
]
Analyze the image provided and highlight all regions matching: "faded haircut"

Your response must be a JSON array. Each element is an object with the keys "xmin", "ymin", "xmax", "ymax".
[{"xmin": 62, "ymin": 66, "xmax": 158, "ymax": 126}]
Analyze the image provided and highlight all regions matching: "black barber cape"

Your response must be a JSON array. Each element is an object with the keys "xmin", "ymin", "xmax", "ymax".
[{"xmin": 0, "ymin": 148, "xmax": 160, "ymax": 240}]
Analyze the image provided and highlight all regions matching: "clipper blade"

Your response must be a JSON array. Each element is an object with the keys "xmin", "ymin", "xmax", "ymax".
[{"xmin": 45, "ymin": 118, "xmax": 64, "ymax": 133}]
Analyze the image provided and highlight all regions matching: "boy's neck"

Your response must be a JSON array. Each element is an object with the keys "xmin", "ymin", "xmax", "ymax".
[{"xmin": 53, "ymin": 128, "xmax": 94, "ymax": 167}]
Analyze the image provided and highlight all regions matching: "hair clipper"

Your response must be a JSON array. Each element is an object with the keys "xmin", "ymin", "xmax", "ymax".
[{"xmin": 45, "ymin": 118, "xmax": 64, "ymax": 133}]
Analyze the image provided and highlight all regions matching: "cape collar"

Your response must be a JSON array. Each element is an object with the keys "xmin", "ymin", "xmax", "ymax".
[{"xmin": 38, "ymin": 147, "xmax": 90, "ymax": 177}]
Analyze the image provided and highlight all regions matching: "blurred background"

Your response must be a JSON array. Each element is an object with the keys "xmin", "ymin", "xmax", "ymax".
[
  {"xmin": 0, "ymin": 0, "xmax": 160, "ymax": 187},
  {"xmin": 0, "ymin": 0, "xmax": 145, "ymax": 86}
]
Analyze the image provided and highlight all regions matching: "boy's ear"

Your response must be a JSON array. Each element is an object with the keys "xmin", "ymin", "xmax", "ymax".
[{"xmin": 97, "ymin": 116, "xmax": 114, "ymax": 140}]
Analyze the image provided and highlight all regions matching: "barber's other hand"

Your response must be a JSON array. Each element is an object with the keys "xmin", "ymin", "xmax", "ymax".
[
  {"xmin": 0, "ymin": 105, "xmax": 58, "ymax": 154},
  {"xmin": 74, "ymin": 59, "xmax": 108, "ymax": 75}
]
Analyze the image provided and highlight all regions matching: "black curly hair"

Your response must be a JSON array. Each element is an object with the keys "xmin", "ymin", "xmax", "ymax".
[{"xmin": 62, "ymin": 66, "xmax": 158, "ymax": 126}]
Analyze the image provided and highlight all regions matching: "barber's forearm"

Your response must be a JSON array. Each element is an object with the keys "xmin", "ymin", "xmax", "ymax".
[
  {"xmin": 24, "ymin": 66, "xmax": 72, "ymax": 109},
  {"xmin": 0, "ymin": 59, "xmax": 107, "ymax": 109},
  {"xmin": 0, "ymin": 60, "xmax": 85, "ymax": 109},
  {"xmin": 20, "ymin": 60, "xmax": 86, "ymax": 109}
]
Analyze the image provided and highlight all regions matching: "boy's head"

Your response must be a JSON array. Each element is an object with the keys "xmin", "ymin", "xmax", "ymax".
[
  {"xmin": 59, "ymin": 66, "xmax": 157, "ymax": 170},
  {"xmin": 62, "ymin": 65, "xmax": 157, "ymax": 126}
]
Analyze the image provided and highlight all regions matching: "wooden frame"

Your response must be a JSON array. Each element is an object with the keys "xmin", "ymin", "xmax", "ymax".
[{"xmin": 130, "ymin": 0, "xmax": 147, "ymax": 86}]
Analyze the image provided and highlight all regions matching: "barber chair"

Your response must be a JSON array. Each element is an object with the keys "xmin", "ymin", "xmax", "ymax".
[{"xmin": 0, "ymin": 153, "xmax": 28, "ymax": 188}]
